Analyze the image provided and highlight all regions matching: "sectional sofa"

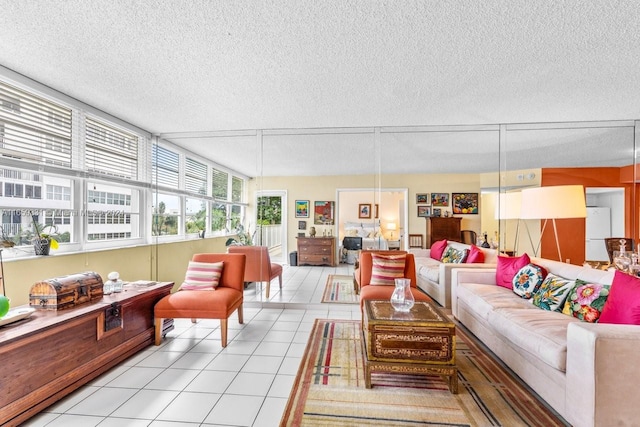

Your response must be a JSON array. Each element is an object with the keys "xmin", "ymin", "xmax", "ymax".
[
  {"xmin": 410, "ymin": 242, "xmax": 498, "ymax": 308},
  {"xmin": 450, "ymin": 256, "xmax": 640, "ymax": 427}
]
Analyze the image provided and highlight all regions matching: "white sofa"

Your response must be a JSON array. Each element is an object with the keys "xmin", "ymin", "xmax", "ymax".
[
  {"xmin": 410, "ymin": 242, "xmax": 498, "ymax": 308},
  {"xmin": 451, "ymin": 257, "xmax": 640, "ymax": 427}
]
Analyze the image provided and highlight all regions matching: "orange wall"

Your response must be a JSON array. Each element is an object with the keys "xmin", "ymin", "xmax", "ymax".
[{"xmin": 540, "ymin": 167, "xmax": 634, "ymax": 265}]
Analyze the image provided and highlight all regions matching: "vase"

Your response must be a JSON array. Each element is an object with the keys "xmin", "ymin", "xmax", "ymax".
[
  {"xmin": 34, "ymin": 238, "xmax": 51, "ymax": 256},
  {"xmin": 390, "ymin": 278, "xmax": 415, "ymax": 312}
]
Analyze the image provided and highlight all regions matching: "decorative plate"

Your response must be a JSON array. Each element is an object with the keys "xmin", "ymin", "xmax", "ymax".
[{"xmin": 0, "ymin": 307, "xmax": 36, "ymax": 327}]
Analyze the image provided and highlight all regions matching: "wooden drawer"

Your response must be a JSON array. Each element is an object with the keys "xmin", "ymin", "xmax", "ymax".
[
  {"xmin": 299, "ymin": 254, "xmax": 334, "ymax": 265},
  {"xmin": 299, "ymin": 245, "xmax": 333, "ymax": 255},
  {"xmin": 297, "ymin": 238, "xmax": 333, "ymax": 246}
]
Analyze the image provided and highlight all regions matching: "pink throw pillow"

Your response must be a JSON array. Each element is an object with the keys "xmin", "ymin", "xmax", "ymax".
[
  {"xmin": 430, "ymin": 239, "xmax": 447, "ymax": 260},
  {"xmin": 370, "ymin": 253, "xmax": 407, "ymax": 286},
  {"xmin": 466, "ymin": 245, "xmax": 485, "ymax": 263},
  {"xmin": 495, "ymin": 253, "xmax": 531, "ymax": 289},
  {"xmin": 599, "ymin": 270, "xmax": 640, "ymax": 325}
]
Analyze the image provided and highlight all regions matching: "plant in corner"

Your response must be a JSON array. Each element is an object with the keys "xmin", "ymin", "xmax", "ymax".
[{"xmin": 225, "ymin": 224, "xmax": 254, "ymax": 246}]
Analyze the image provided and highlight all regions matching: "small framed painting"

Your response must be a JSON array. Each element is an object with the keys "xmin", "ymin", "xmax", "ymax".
[
  {"xmin": 298, "ymin": 220, "xmax": 306, "ymax": 230},
  {"xmin": 431, "ymin": 193, "xmax": 449, "ymax": 207},
  {"xmin": 315, "ymin": 201, "xmax": 335, "ymax": 225},
  {"xmin": 452, "ymin": 193, "xmax": 479, "ymax": 214},
  {"xmin": 417, "ymin": 206, "xmax": 431, "ymax": 217},
  {"xmin": 416, "ymin": 193, "xmax": 429, "ymax": 204},
  {"xmin": 432, "ymin": 208, "xmax": 442, "ymax": 217},
  {"xmin": 295, "ymin": 200, "xmax": 310, "ymax": 218},
  {"xmin": 359, "ymin": 203, "xmax": 371, "ymax": 219}
]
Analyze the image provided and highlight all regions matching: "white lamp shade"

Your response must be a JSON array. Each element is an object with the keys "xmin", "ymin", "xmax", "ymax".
[
  {"xmin": 520, "ymin": 185, "xmax": 586, "ymax": 219},
  {"xmin": 387, "ymin": 222, "xmax": 397, "ymax": 231},
  {"xmin": 495, "ymin": 192, "xmax": 522, "ymax": 219}
]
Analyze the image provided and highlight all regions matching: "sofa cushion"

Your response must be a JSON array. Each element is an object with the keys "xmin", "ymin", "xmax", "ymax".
[
  {"xmin": 531, "ymin": 273, "xmax": 574, "ymax": 311},
  {"xmin": 465, "ymin": 244, "xmax": 485, "ymax": 263},
  {"xmin": 561, "ymin": 279, "xmax": 610, "ymax": 323},
  {"xmin": 457, "ymin": 282, "xmax": 536, "ymax": 321},
  {"xmin": 370, "ymin": 253, "xmax": 407, "ymax": 286},
  {"xmin": 512, "ymin": 263, "xmax": 548, "ymax": 299},
  {"xmin": 488, "ymin": 307, "xmax": 578, "ymax": 372},
  {"xmin": 599, "ymin": 270, "xmax": 640, "ymax": 325},
  {"xmin": 496, "ymin": 253, "xmax": 531, "ymax": 289},
  {"xmin": 179, "ymin": 261, "xmax": 224, "ymax": 290},
  {"xmin": 441, "ymin": 246, "xmax": 468, "ymax": 263},
  {"xmin": 416, "ymin": 257, "xmax": 441, "ymax": 283},
  {"xmin": 430, "ymin": 239, "xmax": 447, "ymax": 260}
]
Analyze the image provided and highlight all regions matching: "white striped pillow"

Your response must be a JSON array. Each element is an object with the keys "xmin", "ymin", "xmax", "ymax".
[
  {"xmin": 370, "ymin": 253, "xmax": 407, "ymax": 286},
  {"xmin": 179, "ymin": 261, "xmax": 224, "ymax": 290}
]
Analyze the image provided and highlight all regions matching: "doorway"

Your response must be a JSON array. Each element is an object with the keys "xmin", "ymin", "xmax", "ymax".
[
  {"xmin": 255, "ymin": 190, "xmax": 287, "ymax": 263},
  {"xmin": 585, "ymin": 187, "xmax": 624, "ymax": 262}
]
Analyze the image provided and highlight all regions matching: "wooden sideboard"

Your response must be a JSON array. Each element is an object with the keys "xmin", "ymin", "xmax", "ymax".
[
  {"xmin": 297, "ymin": 236, "xmax": 336, "ymax": 266},
  {"xmin": 426, "ymin": 217, "xmax": 462, "ymax": 248},
  {"xmin": 0, "ymin": 282, "xmax": 174, "ymax": 426}
]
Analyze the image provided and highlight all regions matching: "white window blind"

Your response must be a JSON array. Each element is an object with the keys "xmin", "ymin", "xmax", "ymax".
[
  {"xmin": 152, "ymin": 144, "xmax": 179, "ymax": 188},
  {"xmin": 212, "ymin": 168, "xmax": 228, "ymax": 200},
  {"xmin": 185, "ymin": 157, "xmax": 207, "ymax": 195},
  {"xmin": 85, "ymin": 117, "xmax": 139, "ymax": 179},
  {"xmin": 232, "ymin": 176, "xmax": 243, "ymax": 203},
  {"xmin": 0, "ymin": 81, "xmax": 72, "ymax": 167}
]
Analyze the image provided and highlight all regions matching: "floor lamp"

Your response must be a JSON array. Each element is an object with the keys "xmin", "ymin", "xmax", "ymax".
[
  {"xmin": 496, "ymin": 192, "xmax": 522, "ymax": 255},
  {"xmin": 520, "ymin": 185, "xmax": 587, "ymax": 262}
]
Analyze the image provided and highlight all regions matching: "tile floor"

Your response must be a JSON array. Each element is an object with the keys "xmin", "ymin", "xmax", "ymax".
[{"xmin": 24, "ymin": 263, "xmax": 359, "ymax": 427}]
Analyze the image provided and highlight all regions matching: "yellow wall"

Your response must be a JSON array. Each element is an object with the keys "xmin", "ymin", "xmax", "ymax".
[{"xmin": 3, "ymin": 237, "xmax": 228, "ymax": 306}]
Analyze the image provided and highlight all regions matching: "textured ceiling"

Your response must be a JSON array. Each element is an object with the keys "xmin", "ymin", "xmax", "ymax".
[{"xmin": 0, "ymin": 0, "xmax": 639, "ymax": 177}]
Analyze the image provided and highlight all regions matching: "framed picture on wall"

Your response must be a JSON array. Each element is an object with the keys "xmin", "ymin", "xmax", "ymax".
[
  {"xmin": 374, "ymin": 204, "xmax": 379, "ymax": 218},
  {"xmin": 298, "ymin": 220, "xmax": 306, "ymax": 230},
  {"xmin": 431, "ymin": 193, "xmax": 449, "ymax": 207},
  {"xmin": 452, "ymin": 193, "xmax": 479, "ymax": 214},
  {"xmin": 359, "ymin": 203, "xmax": 371, "ymax": 219},
  {"xmin": 314, "ymin": 201, "xmax": 335, "ymax": 224},
  {"xmin": 417, "ymin": 206, "xmax": 431, "ymax": 217},
  {"xmin": 295, "ymin": 200, "xmax": 310, "ymax": 218},
  {"xmin": 416, "ymin": 193, "xmax": 430, "ymax": 204},
  {"xmin": 432, "ymin": 208, "xmax": 442, "ymax": 217}
]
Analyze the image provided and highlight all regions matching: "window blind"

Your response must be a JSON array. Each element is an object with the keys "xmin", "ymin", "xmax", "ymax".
[
  {"xmin": 0, "ymin": 81, "xmax": 72, "ymax": 167},
  {"xmin": 185, "ymin": 157, "xmax": 207, "ymax": 195},
  {"xmin": 152, "ymin": 144, "xmax": 179, "ymax": 188},
  {"xmin": 85, "ymin": 117, "xmax": 138, "ymax": 179},
  {"xmin": 232, "ymin": 176, "xmax": 243, "ymax": 202},
  {"xmin": 212, "ymin": 168, "xmax": 228, "ymax": 200}
]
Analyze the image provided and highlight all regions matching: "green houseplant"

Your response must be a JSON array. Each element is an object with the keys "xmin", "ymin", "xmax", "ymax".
[{"xmin": 31, "ymin": 215, "xmax": 59, "ymax": 255}]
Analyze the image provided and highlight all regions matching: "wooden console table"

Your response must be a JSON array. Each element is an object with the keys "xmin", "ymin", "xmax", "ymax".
[{"xmin": 0, "ymin": 281, "xmax": 173, "ymax": 426}]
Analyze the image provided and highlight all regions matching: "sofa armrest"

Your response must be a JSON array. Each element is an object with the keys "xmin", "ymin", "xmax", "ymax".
[
  {"xmin": 566, "ymin": 322, "xmax": 640, "ymax": 427},
  {"xmin": 450, "ymin": 267, "xmax": 497, "ymax": 318}
]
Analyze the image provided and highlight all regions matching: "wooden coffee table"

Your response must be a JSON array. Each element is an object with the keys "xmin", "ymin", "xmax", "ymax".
[{"xmin": 361, "ymin": 299, "xmax": 457, "ymax": 393}]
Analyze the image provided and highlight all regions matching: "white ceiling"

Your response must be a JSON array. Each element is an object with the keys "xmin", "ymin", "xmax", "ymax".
[{"xmin": 0, "ymin": 0, "xmax": 639, "ymax": 177}]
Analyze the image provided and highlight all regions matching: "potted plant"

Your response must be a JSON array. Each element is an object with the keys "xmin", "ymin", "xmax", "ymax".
[{"xmin": 31, "ymin": 215, "xmax": 59, "ymax": 256}]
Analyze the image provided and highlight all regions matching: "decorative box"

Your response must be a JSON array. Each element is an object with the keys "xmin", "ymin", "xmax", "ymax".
[{"xmin": 29, "ymin": 271, "xmax": 104, "ymax": 310}]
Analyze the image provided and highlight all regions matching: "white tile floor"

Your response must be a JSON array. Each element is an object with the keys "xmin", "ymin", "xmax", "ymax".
[{"xmin": 24, "ymin": 263, "xmax": 360, "ymax": 427}]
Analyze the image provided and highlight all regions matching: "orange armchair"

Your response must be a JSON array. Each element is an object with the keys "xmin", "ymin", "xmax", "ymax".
[
  {"xmin": 227, "ymin": 246, "xmax": 283, "ymax": 299},
  {"xmin": 154, "ymin": 253, "xmax": 246, "ymax": 348},
  {"xmin": 357, "ymin": 250, "xmax": 431, "ymax": 308}
]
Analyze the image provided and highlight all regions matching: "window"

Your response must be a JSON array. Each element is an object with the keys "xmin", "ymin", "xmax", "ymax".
[
  {"xmin": 0, "ymin": 81, "xmax": 72, "ymax": 167},
  {"xmin": 152, "ymin": 144, "xmax": 179, "ymax": 188},
  {"xmin": 25, "ymin": 185, "xmax": 42, "ymax": 199},
  {"xmin": 85, "ymin": 117, "xmax": 138, "ymax": 179},
  {"xmin": 232, "ymin": 176, "xmax": 243, "ymax": 203},
  {"xmin": 185, "ymin": 157, "xmax": 207, "ymax": 195},
  {"xmin": 210, "ymin": 202, "xmax": 228, "ymax": 234},
  {"xmin": 87, "ymin": 182, "xmax": 139, "ymax": 241},
  {"xmin": 46, "ymin": 184, "xmax": 71, "ymax": 201},
  {"xmin": 153, "ymin": 193, "xmax": 180, "ymax": 236},
  {"xmin": 185, "ymin": 197, "xmax": 207, "ymax": 234}
]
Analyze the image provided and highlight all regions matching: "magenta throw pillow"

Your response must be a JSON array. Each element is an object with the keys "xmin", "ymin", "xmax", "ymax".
[
  {"xmin": 466, "ymin": 245, "xmax": 485, "ymax": 263},
  {"xmin": 599, "ymin": 270, "xmax": 640, "ymax": 325},
  {"xmin": 430, "ymin": 239, "xmax": 447, "ymax": 260},
  {"xmin": 495, "ymin": 253, "xmax": 531, "ymax": 289}
]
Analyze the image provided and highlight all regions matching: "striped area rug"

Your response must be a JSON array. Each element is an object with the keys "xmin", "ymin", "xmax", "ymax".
[
  {"xmin": 281, "ymin": 319, "xmax": 569, "ymax": 427},
  {"xmin": 321, "ymin": 275, "xmax": 359, "ymax": 304}
]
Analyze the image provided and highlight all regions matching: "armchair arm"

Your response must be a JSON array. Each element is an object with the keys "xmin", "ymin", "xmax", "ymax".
[
  {"xmin": 565, "ymin": 322, "xmax": 640, "ymax": 427},
  {"xmin": 439, "ymin": 263, "xmax": 496, "ymax": 309},
  {"xmin": 450, "ymin": 268, "xmax": 497, "ymax": 318}
]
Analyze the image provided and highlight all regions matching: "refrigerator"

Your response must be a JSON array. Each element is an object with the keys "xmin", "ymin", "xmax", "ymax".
[{"xmin": 585, "ymin": 207, "xmax": 611, "ymax": 261}]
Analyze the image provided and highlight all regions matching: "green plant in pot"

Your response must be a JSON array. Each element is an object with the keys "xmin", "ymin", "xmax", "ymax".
[{"xmin": 31, "ymin": 215, "xmax": 59, "ymax": 256}]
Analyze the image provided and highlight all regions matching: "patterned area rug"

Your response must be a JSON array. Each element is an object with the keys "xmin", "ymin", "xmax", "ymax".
[
  {"xmin": 321, "ymin": 275, "xmax": 359, "ymax": 304},
  {"xmin": 281, "ymin": 319, "xmax": 569, "ymax": 427}
]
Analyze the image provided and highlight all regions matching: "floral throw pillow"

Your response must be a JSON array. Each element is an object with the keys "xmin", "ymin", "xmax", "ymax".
[
  {"xmin": 441, "ymin": 246, "xmax": 469, "ymax": 263},
  {"xmin": 512, "ymin": 263, "xmax": 548, "ymax": 299},
  {"xmin": 531, "ymin": 273, "xmax": 575, "ymax": 311},
  {"xmin": 561, "ymin": 279, "xmax": 610, "ymax": 323}
]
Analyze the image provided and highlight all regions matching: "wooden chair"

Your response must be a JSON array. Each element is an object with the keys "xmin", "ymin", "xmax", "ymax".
[
  {"xmin": 227, "ymin": 246, "xmax": 283, "ymax": 298},
  {"xmin": 460, "ymin": 230, "xmax": 477, "ymax": 245},
  {"xmin": 408, "ymin": 234, "xmax": 423, "ymax": 248},
  {"xmin": 154, "ymin": 253, "xmax": 246, "ymax": 348},
  {"xmin": 604, "ymin": 237, "xmax": 635, "ymax": 263}
]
